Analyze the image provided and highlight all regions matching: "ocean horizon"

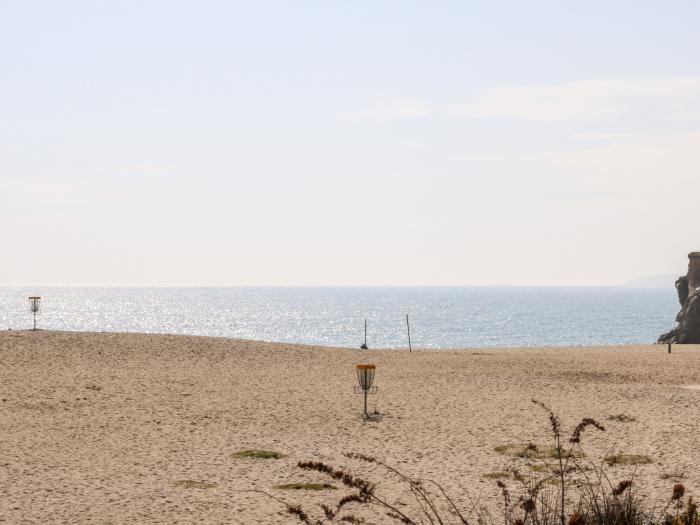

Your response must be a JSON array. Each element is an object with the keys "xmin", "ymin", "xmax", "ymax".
[{"xmin": 0, "ymin": 286, "xmax": 680, "ymax": 348}]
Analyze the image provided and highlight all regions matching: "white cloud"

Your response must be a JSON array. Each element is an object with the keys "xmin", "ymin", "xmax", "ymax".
[
  {"xmin": 534, "ymin": 131, "xmax": 700, "ymax": 201},
  {"xmin": 85, "ymin": 163, "xmax": 174, "ymax": 176},
  {"xmin": 343, "ymin": 99, "xmax": 431, "ymax": 122},
  {"xmin": 0, "ymin": 175, "xmax": 128, "ymax": 205},
  {"xmin": 451, "ymin": 76, "xmax": 700, "ymax": 121},
  {"xmin": 347, "ymin": 76, "xmax": 700, "ymax": 123},
  {"xmin": 572, "ymin": 132, "xmax": 647, "ymax": 142}
]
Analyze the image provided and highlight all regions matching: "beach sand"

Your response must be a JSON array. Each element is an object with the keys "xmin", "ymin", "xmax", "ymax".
[{"xmin": 1, "ymin": 331, "xmax": 699, "ymax": 524}]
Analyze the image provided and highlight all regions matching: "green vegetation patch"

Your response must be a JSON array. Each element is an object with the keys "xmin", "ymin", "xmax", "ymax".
[
  {"xmin": 604, "ymin": 454, "xmax": 652, "ymax": 466},
  {"xmin": 482, "ymin": 472, "xmax": 511, "ymax": 479},
  {"xmin": 494, "ymin": 444, "xmax": 576, "ymax": 460},
  {"xmin": 232, "ymin": 449, "xmax": 285, "ymax": 459},
  {"xmin": 174, "ymin": 480, "xmax": 218, "ymax": 489},
  {"xmin": 275, "ymin": 483, "xmax": 337, "ymax": 491}
]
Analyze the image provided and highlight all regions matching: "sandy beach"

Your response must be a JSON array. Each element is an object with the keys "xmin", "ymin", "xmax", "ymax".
[{"xmin": 1, "ymin": 331, "xmax": 699, "ymax": 524}]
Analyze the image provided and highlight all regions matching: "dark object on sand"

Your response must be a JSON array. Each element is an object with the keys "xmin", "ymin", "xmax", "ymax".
[
  {"xmin": 658, "ymin": 252, "xmax": 700, "ymax": 344},
  {"xmin": 360, "ymin": 319, "xmax": 368, "ymax": 349}
]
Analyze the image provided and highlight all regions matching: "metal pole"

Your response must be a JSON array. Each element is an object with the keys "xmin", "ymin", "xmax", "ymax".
[
  {"xmin": 406, "ymin": 314, "xmax": 412, "ymax": 352},
  {"xmin": 668, "ymin": 343, "xmax": 672, "ymax": 354},
  {"xmin": 33, "ymin": 311, "xmax": 36, "ymax": 331},
  {"xmin": 364, "ymin": 389, "xmax": 368, "ymax": 418},
  {"xmin": 364, "ymin": 319, "xmax": 367, "ymax": 347}
]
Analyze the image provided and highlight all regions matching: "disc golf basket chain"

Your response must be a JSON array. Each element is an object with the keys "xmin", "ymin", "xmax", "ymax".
[
  {"xmin": 29, "ymin": 296, "xmax": 41, "ymax": 331},
  {"xmin": 355, "ymin": 364, "xmax": 378, "ymax": 419}
]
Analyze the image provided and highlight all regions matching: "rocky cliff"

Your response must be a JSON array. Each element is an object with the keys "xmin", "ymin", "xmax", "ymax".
[{"xmin": 658, "ymin": 252, "xmax": 700, "ymax": 344}]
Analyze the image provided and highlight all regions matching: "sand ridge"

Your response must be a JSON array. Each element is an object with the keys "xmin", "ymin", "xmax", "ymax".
[{"xmin": 1, "ymin": 331, "xmax": 699, "ymax": 524}]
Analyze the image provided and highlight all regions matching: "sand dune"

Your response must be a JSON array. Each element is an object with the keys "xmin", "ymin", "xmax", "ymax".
[{"xmin": 1, "ymin": 331, "xmax": 699, "ymax": 524}]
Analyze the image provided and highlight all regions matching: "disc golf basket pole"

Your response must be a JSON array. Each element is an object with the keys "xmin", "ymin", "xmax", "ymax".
[
  {"xmin": 356, "ymin": 364, "xmax": 376, "ymax": 419},
  {"xmin": 29, "ymin": 296, "xmax": 41, "ymax": 331}
]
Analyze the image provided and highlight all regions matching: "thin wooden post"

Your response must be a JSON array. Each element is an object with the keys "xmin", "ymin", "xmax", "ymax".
[
  {"xmin": 406, "ymin": 314, "xmax": 412, "ymax": 352},
  {"xmin": 668, "ymin": 343, "xmax": 672, "ymax": 354},
  {"xmin": 360, "ymin": 319, "xmax": 369, "ymax": 349}
]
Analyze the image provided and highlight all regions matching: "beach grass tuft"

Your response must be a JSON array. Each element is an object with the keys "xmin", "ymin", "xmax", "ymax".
[
  {"xmin": 607, "ymin": 413, "xmax": 637, "ymax": 423},
  {"xmin": 232, "ymin": 449, "xmax": 285, "ymax": 459},
  {"xmin": 604, "ymin": 453, "xmax": 653, "ymax": 466},
  {"xmin": 482, "ymin": 471, "xmax": 511, "ymax": 479},
  {"xmin": 262, "ymin": 402, "xmax": 692, "ymax": 525},
  {"xmin": 174, "ymin": 480, "xmax": 218, "ymax": 489},
  {"xmin": 661, "ymin": 470, "xmax": 686, "ymax": 481},
  {"xmin": 494, "ymin": 443, "xmax": 576, "ymax": 460}
]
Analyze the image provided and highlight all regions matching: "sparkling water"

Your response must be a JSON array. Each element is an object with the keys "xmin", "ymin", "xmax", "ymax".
[{"xmin": 0, "ymin": 287, "xmax": 679, "ymax": 348}]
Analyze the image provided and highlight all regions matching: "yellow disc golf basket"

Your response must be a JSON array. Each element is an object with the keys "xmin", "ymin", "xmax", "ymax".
[{"xmin": 355, "ymin": 364, "xmax": 377, "ymax": 419}]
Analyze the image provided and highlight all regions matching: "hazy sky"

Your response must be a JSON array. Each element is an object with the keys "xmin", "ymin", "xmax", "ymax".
[{"xmin": 1, "ymin": 1, "xmax": 699, "ymax": 286}]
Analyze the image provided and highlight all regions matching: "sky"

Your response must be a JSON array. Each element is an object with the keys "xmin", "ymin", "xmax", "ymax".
[{"xmin": 1, "ymin": 1, "xmax": 699, "ymax": 286}]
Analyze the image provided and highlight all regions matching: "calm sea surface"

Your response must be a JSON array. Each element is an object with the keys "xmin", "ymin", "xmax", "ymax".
[{"xmin": 0, "ymin": 287, "xmax": 679, "ymax": 348}]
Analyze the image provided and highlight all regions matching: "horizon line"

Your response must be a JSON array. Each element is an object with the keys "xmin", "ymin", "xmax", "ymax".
[{"xmin": 0, "ymin": 283, "xmax": 674, "ymax": 289}]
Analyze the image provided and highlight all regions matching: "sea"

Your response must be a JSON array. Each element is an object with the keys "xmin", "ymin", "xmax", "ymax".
[{"xmin": 0, "ymin": 287, "xmax": 680, "ymax": 349}]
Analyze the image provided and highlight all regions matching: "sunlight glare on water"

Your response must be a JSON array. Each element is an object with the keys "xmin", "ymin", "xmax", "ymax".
[{"xmin": 0, "ymin": 287, "xmax": 678, "ymax": 348}]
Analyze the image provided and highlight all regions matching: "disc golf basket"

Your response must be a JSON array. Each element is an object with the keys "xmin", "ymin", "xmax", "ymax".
[
  {"xmin": 354, "ymin": 364, "xmax": 378, "ymax": 419},
  {"xmin": 28, "ymin": 296, "xmax": 41, "ymax": 330}
]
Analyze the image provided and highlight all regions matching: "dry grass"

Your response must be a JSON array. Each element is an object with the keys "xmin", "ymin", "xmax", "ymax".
[
  {"xmin": 604, "ymin": 454, "xmax": 653, "ymax": 466},
  {"xmin": 173, "ymin": 480, "xmax": 217, "ymax": 489},
  {"xmin": 275, "ymin": 483, "xmax": 337, "ymax": 491},
  {"xmin": 494, "ymin": 443, "xmax": 581, "ymax": 460},
  {"xmin": 661, "ymin": 470, "xmax": 687, "ymax": 482},
  {"xmin": 608, "ymin": 414, "xmax": 637, "ymax": 423},
  {"xmin": 483, "ymin": 471, "xmax": 512, "ymax": 479},
  {"xmin": 232, "ymin": 449, "xmax": 285, "ymax": 459},
  {"xmin": 261, "ymin": 401, "xmax": 695, "ymax": 525}
]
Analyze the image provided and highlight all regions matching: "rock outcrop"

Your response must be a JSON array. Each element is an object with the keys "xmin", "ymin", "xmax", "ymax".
[{"xmin": 658, "ymin": 252, "xmax": 700, "ymax": 344}]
